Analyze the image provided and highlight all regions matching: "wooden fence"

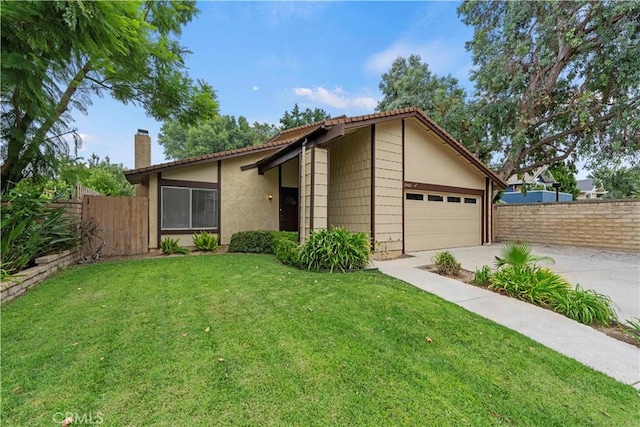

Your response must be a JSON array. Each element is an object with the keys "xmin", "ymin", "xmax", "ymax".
[{"xmin": 82, "ymin": 196, "xmax": 149, "ymax": 256}]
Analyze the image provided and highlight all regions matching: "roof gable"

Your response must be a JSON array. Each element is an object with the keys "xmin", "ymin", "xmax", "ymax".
[{"xmin": 125, "ymin": 107, "xmax": 506, "ymax": 188}]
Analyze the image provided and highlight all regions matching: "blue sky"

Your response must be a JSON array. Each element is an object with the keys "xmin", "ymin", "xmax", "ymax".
[{"xmin": 72, "ymin": 1, "xmax": 590, "ymax": 177}]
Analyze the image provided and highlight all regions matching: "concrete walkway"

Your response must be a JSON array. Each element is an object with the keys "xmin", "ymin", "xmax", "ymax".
[{"xmin": 375, "ymin": 251, "xmax": 640, "ymax": 389}]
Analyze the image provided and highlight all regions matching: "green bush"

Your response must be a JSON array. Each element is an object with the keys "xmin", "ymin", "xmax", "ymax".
[
  {"xmin": 192, "ymin": 231, "xmax": 219, "ymax": 251},
  {"xmin": 551, "ymin": 285, "xmax": 618, "ymax": 326},
  {"xmin": 1, "ymin": 187, "xmax": 77, "ymax": 277},
  {"xmin": 471, "ymin": 265, "xmax": 492, "ymax": 285},
  {"xmin": 273, "ymin": 237, "xmax": 302, "ymax": 268},
  {"xmin": 160, "ymin": 237, "xmax": 189, "ymax": 255},
  {"xmin": 489, "ymin": 265, "xmax": 571, "ymax": 306},
  {"xmin": 228, "ymin": 230, "xmax": 298, "ymax": 254},
  {"xmin": 432, "ymin": 251, "xmax": 461, "ymax": 276},
  {"xmin": 299, "ymin": 227, "xmax": 370, "ymax": 272}
]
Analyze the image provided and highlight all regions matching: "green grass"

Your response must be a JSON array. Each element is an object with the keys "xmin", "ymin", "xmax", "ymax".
[{"xmin": 2, "ymin": 255, "xmax": 638, "ymax": 426}]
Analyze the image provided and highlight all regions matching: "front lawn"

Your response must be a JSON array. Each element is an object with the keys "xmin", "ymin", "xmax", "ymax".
[{"xmin": 2, "ymin": 255, "xmax": 638, "ymax": 425}]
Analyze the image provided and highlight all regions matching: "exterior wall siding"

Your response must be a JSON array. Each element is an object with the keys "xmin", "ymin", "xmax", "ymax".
[
  {"xmin": 300, "ymin": 148, "xmax": 312, "ymax": 239},
  {"xmin": 404, "ymin": 119, "xmax": 484, "ymax": 190},
  {"xmin": 495, "ymin": 199, "xmax": 640, "ymax": 253},
  {"xmin": 221, "ymin": 151, "xmax": 280, "ymax": 244},
  {"xmin": 162, "ymin": 162, "xmax": 218, "ymax": 183},
  {"xmin": 281, "ymin": 156, "xmax": 299, "ymax": 188},
  {"xmin": 328, "ymin": 128, "xmax": 372, "ymax": 235},
  {"xmin": 373, "ymin": 120, "xmax": 403, "ymax": 254},
  {"xmin": 313, "ymin": 147, "xmax": 328, "ymax": 230},
  {"xmin": 149, "ymin": 174, "xmax": 158, "ymax": 248}
]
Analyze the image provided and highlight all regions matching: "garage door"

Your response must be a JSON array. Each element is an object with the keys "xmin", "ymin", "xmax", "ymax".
[{"xmin": 404, "ymin": 191, "xmax": 481, "ymax": 252}]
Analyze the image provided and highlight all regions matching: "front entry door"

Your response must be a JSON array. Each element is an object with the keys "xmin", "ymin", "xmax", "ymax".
[{"xmin": 279, "ymin": 187, "xmax": 299, "ymax": 232}]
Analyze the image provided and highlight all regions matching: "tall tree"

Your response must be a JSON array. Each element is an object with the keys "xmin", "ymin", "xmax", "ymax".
[
  {"xmin": 1, "ymin": 1, "xmax": 218, "ymax": 192},
  {"xmin": 459, "ymin": 1, "xmax": 640, "ymax": 181},
  {"xmin": 279, "ymin": 103, "xmax": 331, "ymax": 130},
  {"xmin": 376, "ymin": 55, "xmax": 494, "ymax": 162},
  {"xmin": 158, "ymin": 115, "xmax": 277, "ymax": 160},
  {"xmin": 590, "ymin": 166, "xmax": 640, "ymax": 199}
]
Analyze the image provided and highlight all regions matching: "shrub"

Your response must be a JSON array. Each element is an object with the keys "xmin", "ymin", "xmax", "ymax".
[
  {"xmin": 273, "ymin": 237, "xmax": 302, "ymax": 268},
  {"xmin": 551, "ymin": 285, "xmax": 618, "ymax": 326},
  {"xmin": 1, "ymin": 188, "xmax": 77, "ymax": 277},
  {"xmin": 299, "ymin": 228, "xmax": 370, "ymax": 272},
  {"xmin": 228, "ymin": 230, "xmax": 298, "ymax": 254},
  {"xmin": 489, "ymin": 265, "xmax": 571, "ymax": 306},
  {"xmin": 192, "ymin": 231, "xmax": 219, "ymax": 251},
  {"xmin": 160, "ymin": 237, "xmax": 189, "ymax": 255},
  {"xmin": 471, "ymin": 265, "xmax": 492, "ymax": 285},
  {"xmin": 432, "ymin": 251, "xmax": 461, "ymax": 276},
  {"xmin": 494, "ymin": 242, "xmax": 554, "ymax": 269}
]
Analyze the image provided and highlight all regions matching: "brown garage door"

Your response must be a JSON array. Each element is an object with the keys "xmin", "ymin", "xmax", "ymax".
[{"xmin": 404, "ymin": 191, "xmax": 481, "ymax": 252}]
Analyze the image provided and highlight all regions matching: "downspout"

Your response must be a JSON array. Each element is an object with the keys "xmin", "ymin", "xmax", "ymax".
[{"xmin": 300, "ymin": 139, "xmax": 307, "ymax": 243}]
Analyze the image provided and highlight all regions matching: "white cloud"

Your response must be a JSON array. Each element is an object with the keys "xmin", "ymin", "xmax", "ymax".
[
  {"xmin": 364, "ymin": 39, "xmax": 472, "ymax": 82},
  {"xmin": 293, "ymin": 86, "xmax": 377, "ymax": 111},
  {"xmin": 252, "ymin": 85, "xmax": 259, "ymax": 91}
]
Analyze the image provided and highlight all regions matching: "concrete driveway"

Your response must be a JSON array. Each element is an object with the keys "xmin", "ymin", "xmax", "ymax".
[{"xmin": 406, "ymin": 244, "xmax": 640, "ymax": 322}]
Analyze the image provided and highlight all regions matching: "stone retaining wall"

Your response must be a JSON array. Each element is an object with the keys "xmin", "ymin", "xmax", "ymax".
[
  {"xmin": 1, "ymin": 249, "xmax": 81, "ymax": 305},
  {"xmin": 495, "ymin": 199, "xmax": 640, "ymax": 253}
]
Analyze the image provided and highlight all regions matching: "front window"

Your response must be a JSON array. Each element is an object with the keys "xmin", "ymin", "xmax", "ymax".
[{"xmin": 161, "ymin": 186, "xmax": 218, "ymax": 230}]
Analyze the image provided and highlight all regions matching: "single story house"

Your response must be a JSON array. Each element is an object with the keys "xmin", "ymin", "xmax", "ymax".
[
  {"xmin": 125, "ymin": 107, "xmax": 507, "ymax": 258},
  {"xmin": 577, "ymin": 178, "xmax": 607, "ymax": 199}
]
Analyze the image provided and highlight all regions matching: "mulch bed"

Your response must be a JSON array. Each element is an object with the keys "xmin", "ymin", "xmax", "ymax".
[{"xmin": 421, "ymin": 265, "xmax": 640, "ymax": 349}]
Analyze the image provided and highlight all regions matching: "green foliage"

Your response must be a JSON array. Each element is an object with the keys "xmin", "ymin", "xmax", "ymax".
[
  {"xmin": 160, "ymin": 237, "xmax": 189, "ymax": 255},
  {"xmin": 621, "ymin": 318, "xmax": 640, "ymax": 344},
  {"xmin": 471, "ymin": 265, "xmax": 492, "ymax": 285},
  {"xmin": 1, "ymin": 187, "xmax": 77, "ymax": 276},
  {"xmin": 590, "ymin": 165, "xmax": 640, "ymax": 199},
  {"xmin": 494, "ymin": 242, "xmax": 554, "ymax": 269},
  {"xmin": 490, "ymin": 266, "xmax": 572, "ymax": 307},
  {"xmin": 1, "ymin": 0, "xmax": 218, "ymax": 192},
  {"xmin": 279, "ymin": 103, "xmax": 331, "ymax": 130},
  {"xmin": 228, "ymin": 230, "xmax": 298, "ymax": 254},
  {"xmin": 432, "ymin": 251, "xmax": 461, "ymax": 276},
  {"xmin": 376, "ymin": 55, "xmax": 493, "ymax": 163},
  {"xmin": 299, "ymin": 228, "xmax": 370, "ymax": 272},
  {"xmin": 489, "ymin": 243, "xmax": 617, "ymax": 326},
  {"xmin": 192, "ymin": 231, "xmax": 219, "ymax": 251},
  {"xmin": 458, "ymin": 1, "xmax": 640, "ymax": 180},
  {"xmin": 548, "ymin": 162, "xmax": 580, "ymax": 200},
  {"xmin": 159, "ymin": 115, "xmax": 278, "ymax": 160},
  {"xmin": 273, "ymin": 237, "xmax": 302, "ymax": 268},
  {"xmin": 552, "ymin": 285, "xmax": 618, "ymax": 326}
]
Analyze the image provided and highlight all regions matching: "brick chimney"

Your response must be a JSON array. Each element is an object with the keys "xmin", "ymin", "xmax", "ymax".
[{"xmin": 134, "ymin": 129, "xmax": 151, "ymax": 169}]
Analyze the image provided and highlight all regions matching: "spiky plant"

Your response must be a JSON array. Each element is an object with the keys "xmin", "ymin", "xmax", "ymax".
[{"xmin": 494, "ymin": 242, "xmax": 554, "ymax": 269}]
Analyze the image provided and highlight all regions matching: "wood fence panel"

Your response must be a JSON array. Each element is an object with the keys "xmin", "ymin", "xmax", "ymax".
[{"xmin": 82, "ymin": 196, "xmax": 149, "ymax": 256}]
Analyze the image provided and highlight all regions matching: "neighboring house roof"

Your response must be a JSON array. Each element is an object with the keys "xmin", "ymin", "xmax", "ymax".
[
  {"xmin": 125, "ymin": 107, "xmax": 507, "ymax": 188},
  {"xmin": 506, "ymin": 166, "xmax": 555, "ymax": 186},
  {"xmin": 577, "ymin": 178, "xmax": 596, "ymax": 192},
  {"xmin": 577, "ymin": 178, "xmax": 607, "ymax": 194}
]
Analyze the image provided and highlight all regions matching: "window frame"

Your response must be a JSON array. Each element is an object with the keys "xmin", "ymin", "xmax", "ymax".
[
  {"xmin": 405, "ymin": 193, "xmax": 424, "ymax": 201},
  {"xmin": 160, "ymin": 183, "xmax": 219, "ymax": 232}
]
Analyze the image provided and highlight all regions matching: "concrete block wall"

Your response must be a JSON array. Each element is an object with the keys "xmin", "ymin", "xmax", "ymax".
[
  {"xmin": 1, "ymin": 249, "xmax": 81, "ymax": 305},
  {"xmin": 495, "ymin": 199, "xmax": 640, "ymax": 252}
]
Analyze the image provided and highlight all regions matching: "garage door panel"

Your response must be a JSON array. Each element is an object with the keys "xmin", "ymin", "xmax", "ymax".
[{"xmin": 405, "ymin": 191, "xmax": 481, "ymax": 252}]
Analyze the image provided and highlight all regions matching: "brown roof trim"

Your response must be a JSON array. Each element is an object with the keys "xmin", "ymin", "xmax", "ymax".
[{"xmin": 125, "ymin": 139, "xmax": 298, "ymax": 183}]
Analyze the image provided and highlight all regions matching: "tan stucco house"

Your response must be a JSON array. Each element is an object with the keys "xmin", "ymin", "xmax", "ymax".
[{"xmin": 125, "ymin": 107, "xmax": 506, "ymax": 258}]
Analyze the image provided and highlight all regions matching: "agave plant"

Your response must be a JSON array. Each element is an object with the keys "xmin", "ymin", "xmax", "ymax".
[{"xmin": 494, "ymin": 242, "xmax": 554, "ymax": 269}]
